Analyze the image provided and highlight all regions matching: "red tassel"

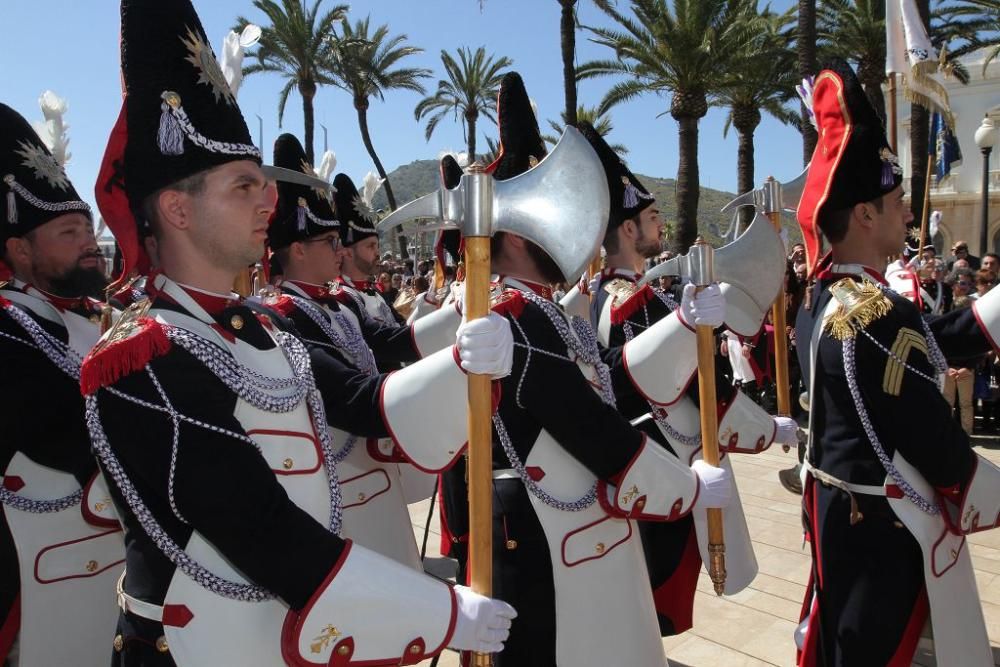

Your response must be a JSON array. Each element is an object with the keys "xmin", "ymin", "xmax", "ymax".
[
  {"xmin": 80, "ymin": 318, "xmax": 171, "ymax": 395},
  {"xmin": 610, "ymin": 285, "xmax": 654, "ymax": 325},
  {"xmin": 0, "ymin": 294, "xmax": 11, "ymax": 309}
]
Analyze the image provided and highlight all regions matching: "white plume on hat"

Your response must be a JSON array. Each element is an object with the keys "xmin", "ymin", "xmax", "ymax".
[
  {"xmin": 31, "ymin": 90, "xmax": 72, "ymax": 166},
  {"xmin": 361, "ymin": 171, "xmax": 385, "ymax": 207},
  {"xmin": 220, "ymin": 24, "xmax": 261, "ymax": 98},
  {"xmin": 316, "ymin": 150, "xmax": 337, "ymax": 183}
]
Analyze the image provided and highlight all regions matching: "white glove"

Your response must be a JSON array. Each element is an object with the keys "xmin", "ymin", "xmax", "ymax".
[
  {"xmin": 679, "ymin": 283, "xmax": 725, "ymax": 329},
  {"xmin": 448, "ymin": 585, "xmax": 517, "ymax": 654},
  {"xmin": 456, "ymin": 312, "xmax": 513, "ymax": 379},
  {"xmin": 691, "ymin": 459, "xmax": 732, "ymax": 509},
  {"xmin": 773, "ymin": 416, "xmax": 799, "ymax": 447}
]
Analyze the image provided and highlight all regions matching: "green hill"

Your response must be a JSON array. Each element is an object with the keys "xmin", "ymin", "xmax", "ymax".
[{"xmin": 372, "ymin": 159, "xmax": 802, "ymax": 248}]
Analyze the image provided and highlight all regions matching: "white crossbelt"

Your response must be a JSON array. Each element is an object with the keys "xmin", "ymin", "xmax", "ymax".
[
  {"xmin": 116, "ymin": 571, "xmax": 168, "ymax": 622},
  {"xmin": 801, "ymin": 461, "xmax": 886, "ymax": 496}
]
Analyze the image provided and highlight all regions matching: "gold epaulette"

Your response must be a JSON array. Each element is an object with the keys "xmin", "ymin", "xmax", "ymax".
[
  {"xmin": 823, "ymin": 277, "xmax": 893, "ymax": 340},
  {"xmin": 80, "ymin": 297, "xmax": 171, "ymax": 395},
  {"xmin": 603, "ymin": 278, "xmax": 638, "ymax": 307}
]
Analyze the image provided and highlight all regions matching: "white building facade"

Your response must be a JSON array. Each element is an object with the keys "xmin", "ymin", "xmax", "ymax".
[{"xmin": 893, "ymin": 49, "xmax": 1000, "ymax": 258}]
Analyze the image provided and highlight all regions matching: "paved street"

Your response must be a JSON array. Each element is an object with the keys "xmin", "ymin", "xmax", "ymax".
[{"xmin": 409, "ymin": 437, "xmax": 1000, "ymax": 666}]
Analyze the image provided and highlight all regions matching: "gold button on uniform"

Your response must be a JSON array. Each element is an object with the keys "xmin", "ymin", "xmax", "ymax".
[
  {"xmin": 282, "ymin": 458, "xmax": 293, "ymax": 469},
  {"xmin": 89, "ymin": 314, "xmax": 101, "ymax": 324},
  {"xmin": 635, "ymin": 498, "xmax": 646, "ymax": 510},
  {"xmin": 155, "ymin": 636, "xmax": 169, "ymax": 653},
  {"xmin": 113, "ymin": 634, "xmax": 124, "ymax": 652},
  {"xmin": 595, "ymin": 542, "xmax": 606, "ymax": 554},
  {"xmin": 86, "ymin": 559, "xmax": 99, "ymax": 572},
  {"xmin": 337, "ymin": 645, "xmax": 351, "ymax": 656},
  {"xmin": 230, "ymin": 315, "xmax": 244, "ymax": 330},
  {"xmin": 409, "ymin": 644, "xmax": 421, "ymax": 655},
  {"xmin": 505, "ymin": 539, "xmax": 518, "ymax": 550},
  {"xmin": 357, "ymin": 492, "xmax": 366, "ymax": 502}
]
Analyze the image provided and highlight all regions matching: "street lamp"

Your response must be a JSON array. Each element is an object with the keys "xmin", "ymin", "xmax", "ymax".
[{"xmin": 974, "ymin": 115, "xmax": 997, "ymax": 255}]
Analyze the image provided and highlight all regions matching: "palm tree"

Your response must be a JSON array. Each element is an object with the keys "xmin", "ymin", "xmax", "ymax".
[
  {"xmin": 798, "ymin": 0, "xmax": 818, "ymax": 164},
  {"xmin": 542, "ymin": 105, "xmax": 629, "ymax": 154},
  {"xmin": 940, "ymin": 0, "xmax": 1000, "ymax": 72},
  {"xmin": 713, "ymin": 6, "xmax": 799, "ymax": 226},
  {"xmin": 414, "ymin": 47, "xmax": 512, "ymax": 162},
  {"xmin": 323, "ymin": 17, "xmax": 431, "ymax": 211},
  {"xmin": 559, "ymin": 1, "xmax": 580, "ymax": 125},
  {"xmin": 236, "ymin": 0, "xmax": 348, "ymax": 164},
  {"xmin": 816, "ymin": 0, "xmax": 887, "ymax": 123},
  {"xmin": 579, "ymin": 0, "xmax": 762, "ymax": 250}
]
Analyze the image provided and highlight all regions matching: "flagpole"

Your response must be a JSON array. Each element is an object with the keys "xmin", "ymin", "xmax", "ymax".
[
  {"xmin": 888, "ymin": 73, "xmax": 898, "ymax": 152},
  {"xmin": 918, "ymin": 158, "xmax": 934, "ymax": 253}
]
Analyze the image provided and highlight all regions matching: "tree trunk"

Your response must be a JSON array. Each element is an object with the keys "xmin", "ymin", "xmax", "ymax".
[
  {"xmin": 675, "ymin": 115, "xmax": 701, "ymax": 251},
  {"xmin": 734, "ymin": 108, "xmax": 761, "ymax": 231},
  {"xmin": 560, "ymin": 0, "xmax": 578, "ymax": 127},
  {"xmin": 356, "ymin": 101, "xmax": 406, "ymax": 258},
  {"xmin": 299, "ymin": 80, "xmax": 317, "ymax": 164},
  {"xmin": 798, "ymin": 0, "xmax": 818, "ymax": 165},
  {"xmin": 909, "ymin": 0, "xmax": 932, "ymax": 228},
  {"xmin": 466, "ymin": 110, "xmax": 478, "ymax": 162},
  {"xmin": 356, "ymin": 101, "xmax": 397, "ymax": 210}
]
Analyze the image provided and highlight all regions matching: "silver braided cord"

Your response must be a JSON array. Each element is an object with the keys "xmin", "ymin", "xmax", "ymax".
[
  {"xmin": 85, "ymin": 323, "xmax": 345, "ymax": 601},
  {"xmin": 495, "ymin": 291, "xmax": 618, "ymax": 510},
  {"xmin": 5, "ymin": 176, "xmax": 92, "ymax": 216},
  {"xmin": 620, "ymin": 293, "xmax": 701, "ymax": 448},
  {"xmin": 285, "ymin": 295, "xmax": 378, "ymax": 463},
  {"xmin": 842, "ymin": 336, "xmax": 939, "ymax": 514},
  {"xmin": 0, "ymin": 302, "xmax": 85, "ymax": 512}
]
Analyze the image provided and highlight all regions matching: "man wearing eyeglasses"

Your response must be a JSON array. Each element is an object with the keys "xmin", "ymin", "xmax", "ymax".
[{"xmin": 263, "ymin": 134, "xmax": 465, "ymax": 568}]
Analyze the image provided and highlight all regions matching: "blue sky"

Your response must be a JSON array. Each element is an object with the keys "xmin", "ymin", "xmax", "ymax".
[{"xmin": 2, "ymin": 0, "xmax": 803, "ymax": 218}]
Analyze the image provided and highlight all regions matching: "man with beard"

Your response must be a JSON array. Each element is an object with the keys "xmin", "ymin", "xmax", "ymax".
[
  {"xmin": 0, "ymin": 102, "xmax": 124, "ymax": 666},
  {"xmin": 571, "ymin": 122, "xmax": 796, "ymax": 637},
  {"xmin": 335, "ymin": 180, "xmax": 407, "ymax": 328},
  {"xmin": 83, "ymin": 1, "xmax": 516, "ymax": 664},
  {"xmin": 399, "ymin": 71, "xmax": 734, "ymax": 667}
]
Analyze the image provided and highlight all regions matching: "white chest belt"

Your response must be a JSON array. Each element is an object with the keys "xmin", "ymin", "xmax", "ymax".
[{"xmin": 117, "ymin": 571, "xmax": 169, "ymax": 622}]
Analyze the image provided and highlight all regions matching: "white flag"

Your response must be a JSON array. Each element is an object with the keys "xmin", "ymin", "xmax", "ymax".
[{"xmin": 885, "ymin": 0, "xmax": 954, "ymax": 128}]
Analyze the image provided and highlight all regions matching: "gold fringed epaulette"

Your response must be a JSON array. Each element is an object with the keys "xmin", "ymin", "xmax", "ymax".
[
  {"xmin": 80, "ymin": 298, "xmax": 170, "ymax": 395},
  {"xmin": 823, "ymin": 277, "xmax": 893, "ymax": 340},
  {"xmin": 603, "ymin": 278, "xmax": 639, "ymax": 306}
]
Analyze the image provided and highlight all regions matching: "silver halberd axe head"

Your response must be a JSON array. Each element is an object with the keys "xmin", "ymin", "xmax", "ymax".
[
  {"xmin": 720, "ymin": 164, "xmax": 810, "ymax": 216},
  {"xmin": 640, "ymin": 211, "xmax": 786, "ymax": 335},
  {"xmin": 376, "ymin": 126, "xmax": 610, "ymax": 283}
]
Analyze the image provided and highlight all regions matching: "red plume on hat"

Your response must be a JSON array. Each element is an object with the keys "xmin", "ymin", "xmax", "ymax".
[{"xmin": 797, "ymin": 59, "xmax": 903, "ymax": 275}]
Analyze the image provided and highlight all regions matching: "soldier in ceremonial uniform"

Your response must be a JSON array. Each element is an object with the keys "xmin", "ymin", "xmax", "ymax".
[
  {"xmin": 388, "ymin": 71, "xmax": 735, "ymax": 667},
  {"xmin": 265, "ymin": 132, "xmax": 462, "ymax": 567},
  {"xmin": 84, "ymin": 2, "xmax": 516, "ymax": 664},
  {"xmin": 0, "ymin": 102, "xmax": 124, "ymax": 666},
  {"xmin": 794, "ymin": 59, "xmax": 1000, "ymax": 666},
  {"xmin": 335, "ymin": 176, "xmax": 407, "ymax": 328},
  {"xmin": 570, "ymin": 123, "xmax": 798, "ymax": 635}
]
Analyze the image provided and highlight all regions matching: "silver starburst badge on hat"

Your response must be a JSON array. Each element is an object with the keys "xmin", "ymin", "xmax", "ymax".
[
  {"xmin": 181, "ymin": 26, "xmax": 236, "ymax": 106},
  {"xmin": 15, "ymin": 141, "xmax": 70, "ymax": 190},
  {"xmin": 352, "ymin": 194, "xmax": 378, "ymax": 224}
]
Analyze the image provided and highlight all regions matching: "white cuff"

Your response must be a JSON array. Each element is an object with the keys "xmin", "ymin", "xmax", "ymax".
[
  {"xmin": 282, "ymin": 541, "xmax": 456, "ymax": 666},
  {"xmin": 600, "ymin": 437, "xmax": 699, "ymax": 520},
  {"xmin": 621, "ymin": 311, "xmax": 698, "ymax": 405},
  {"xmin": 718, "ymin": 392, "xmax": 776, "ymax": 454},
  {"xmin": 379, "ymin": 347, "xmax": 468, "ymax": 472}
]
